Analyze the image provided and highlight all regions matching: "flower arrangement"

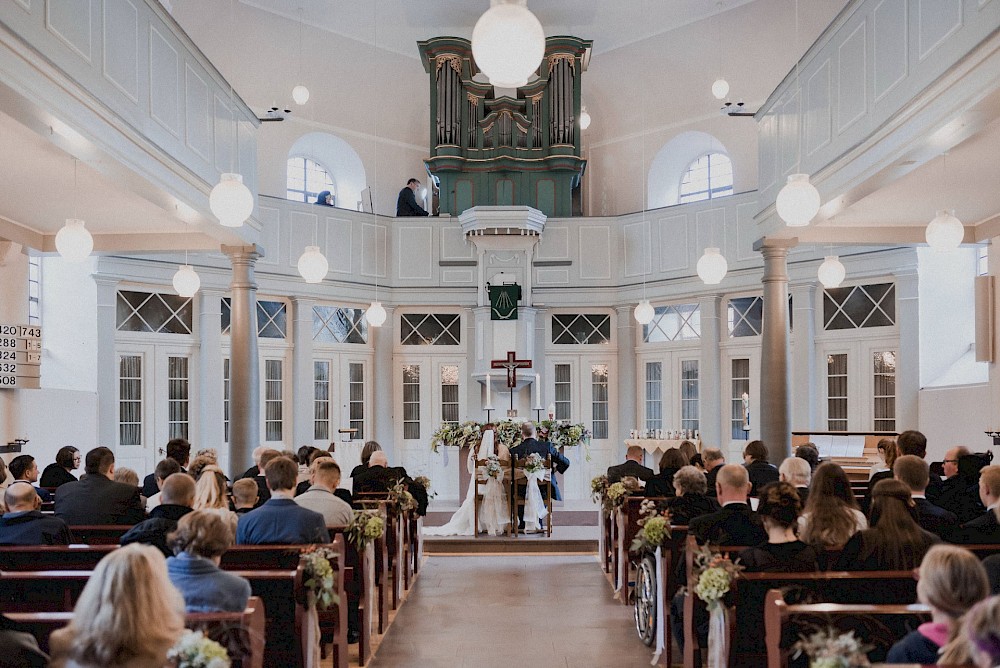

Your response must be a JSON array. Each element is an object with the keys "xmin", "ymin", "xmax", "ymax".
[
  {"xmin": 605, "ymin": 482, "xmax": 628, "ymax": 508},
  {"xmin": 300, "ymin": 545, "xmax": 340, "ymax": 610},
  {"xmin": 167, "ymin": 630, "xmax": 230, "ymax": 668},
  {"xmin": 691, "ymin": 545, "xmax": 744, "ymax": 610},
  {"xmin": 431, "ymin": 419, "xmax": 591, "ymax": 450},
  {"xmin": 629, "ymin": 499, "xmax": 672, "ymax": 552},
  {"xmin": 792, "ymin": 627, "xmax": 872, "ymax": 668},
  {"xmin": 413, "ymin": 475, "xmax": 435, "ymax": 499},
  {"xmin": 484, "ymin": 455, "xmax": 502, "ymax": 479},
  {"xmin": 493, "ymin": 420, "xmax": 524, "ymax": 449},
  {"xmin": 591, "ymin": 475, "xmax": 609, "ymax": 504},
  {"xmin": 523, "ymin": 452, "xmax": 545, "ymax": 474},
  {"xmin": 430, "ymin": 420, "xmax": 482, "ymax": 452},
  {"xmin": 387, "ymin": 480, "xmax": 418, "ymax": 517},
  {"xmin": 346, "ymin": 510, "xmax": 385, "ymax": 551}
]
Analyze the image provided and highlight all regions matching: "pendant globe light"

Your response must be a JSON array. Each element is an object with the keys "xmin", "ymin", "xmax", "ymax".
[
  {"xmin": 711, "ymin": 78, "xmax": 730, "ymax": 100},
  {"xmin": 297, "ymin": 245, "xmax": 329, "ymax": 283},
  {"xmin": 471, "ymin": 0, "xmax": 545, "ymax": 89},
  {"xmin": 172, "ymin": 265, "xmax": 201, "ymax": 297},
  {"xmin": 633, "ymin": 299, "xmax": 654, "ymax": 325},
  {"xmin": 579, "ymin": 106, "xmax": 592, "ymax": 130},
  {"xmin": 697, "ymin": 247, "xmax": 728, "ymax": 285},
  {"xmin": 366, "ymin": 300, "xmax": 387, "ymax": 327},
  {"xmin": 926, "ymin": 210, "xmax": 963, "ymax": 251},
  {"xmin": 56, "ymin": 160, "xmax": 93, "ymax": 263},
  {"xmin": 817, "ymin": 255, "xmax": 846, "ymax": 289},
  {"xmin": 364, "ymin": 1, "xmax": 387, "ymax": 328},
  {"xmin": 291, "ymin": 9, "xmax": 309, "ymax": 105}
]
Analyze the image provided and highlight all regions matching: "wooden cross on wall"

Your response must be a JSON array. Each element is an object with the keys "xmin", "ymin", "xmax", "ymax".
[{"xmin": 491, "ymin": 351, "xmax": 532, "ymax": 388}]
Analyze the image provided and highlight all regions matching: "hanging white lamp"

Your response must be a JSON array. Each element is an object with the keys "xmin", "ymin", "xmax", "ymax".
[
  {"xmin": 817, "ymin": 255, "xmax": 846, "ymax": 289},
  {"xmin": 210, "ymin": 173, "xmax": 254, "ymax": 228},
  {"xmin": 633, "ymin": 299, "xmax": 654, "ymax": 325},
  {"xmin": 712, "ymin": 78, "xmax": 730, "ymax": 100},
  {"xmin": 471, "ymin": 0, "xmax": 545, "ymax": 89},
  {"xmin": 697, "ymin": 247, "xmax": 728, "ymax": 285},
  {"xmin": 776, "ymin": 173, "xmax": 821, "ymax": 227},
  {"xmin": 366, "ymin": 300, "xmax": 387, "ymax": 327},
  {"xmin": 579, "ymin": 107, "xmax": 592, "ymax": 130},
  {"xmin": 925, "ymin": 210, "xmax": 963, "ymax": 251},
  {"xmin": 297, "ymin": 245, "xmax": 329, "ymax": 283},
  {"xmin": 292, "ymin": 84, "xmax": 310, "ymax": 106},
  {"xmin": 172, "ymin": 264, "xmax": 201, "ymax": 297},
  {"xmin": 55, "ymin": 218, "xmax": 94, "ymax": 263}
]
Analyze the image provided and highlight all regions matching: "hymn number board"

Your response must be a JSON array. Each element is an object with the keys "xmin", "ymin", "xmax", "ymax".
[{"xmin": 0, "ymin": 324, "xmax": 41, "ymax": 389}]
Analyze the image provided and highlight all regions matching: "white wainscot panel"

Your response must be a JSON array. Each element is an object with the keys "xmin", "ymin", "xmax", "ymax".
[
  {"xmin": 398, "ymin": 227, "xmax": 433, "ymax": 280},
  {"xmin": 103, "ymin": 0, "xmax": 138, "ymax": 102},
  {"xmin": 213, "ymin": 96, "xmax": 234, "ymax": 175},
  {"xmin": 758, "ymin": 112, "xmax": 778, "ymax": 193},
  {"xmin": 578, "ymin": 227, "xmax": 611, "ymax": 279},
  {"xmin": 837, "ymin": 20, "xmax": 868, "ymax": 133},
  {"xmin": 47, "ymin": 0, "xmax": 92, "ymax": 62},
  {"xmin": 14, "ymin": 0, "xmax": 30, "ymax": 12},
  {"xmin": 325, "ymin": 217, "xmax": 353, "ymax": 274},
  {"xmin": 778, "ymin": 90, "xmax": 800, "ymax": 176},
  {"xmin": 918, "ymin": 0, "xmax": 963, "ymax": 60},
  {"xmin": 536, "ymin": 268, "xmax": 569, "ymax": 285},
  {"xmin": 873, "ymin": 0, "xmax": 908, "ymax": 101},
  {"xmin": 538, "ymin": 226, "xmax": 570, "ymax": 259},
  {"xmin": 257, "ymin": 206, "xmax": 280, "ymax": 266},
  {"xmin": 441, "ymin": 269, "xmax": 474, "ymax": 283},
  {"xmin": 288, "ymin": 211, "xmax": 319, "ymax": 269},
  {"xmin": 696, "ymin": 208, "xmax": 728, "ymax": 258},
  {"xmin": 805, "ymin": 59, "xmax": 832, "ymax": 156},
  {"xmin": 184, "ymin": 64, "xmax": 211, "ymax": 162},
  {"xmin": 736, "ymin": 202, "xmax": 762, "ymax": 262},
  {"xmin": 148, "ymin": 26, "xmax": 180, "ymax": 135},
  {"xmin": 623, "ymin": 221, "xmax": 651, "ymax": 278},
  {"xmin": 361, "ymin": 223, "xmax": 387, "ymax": 278},
  {"xmin": 238, "ymin": 120, "xmax": 256, "ymax": 193},
  {"xmin": 440, "ymin": 226, "xmax": 472, "ymax": 260},
  {"xmin": 657, "ymin": 214, "xmax": 689, "ymax": 272}
]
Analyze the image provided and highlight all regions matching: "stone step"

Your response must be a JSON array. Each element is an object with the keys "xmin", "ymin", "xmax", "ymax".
[
  {"xmin": 424, "ymin": 508, "xmax": 598, "ymax": 527},
  {"xmin": 422, "ymin": 525, "xmax": 598, "ymax": 554}
]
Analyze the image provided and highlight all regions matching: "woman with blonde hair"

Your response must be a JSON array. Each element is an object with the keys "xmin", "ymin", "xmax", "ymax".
[
  {"xmin": 48, "ymin": 543, "xmax": 185, "ymax": 668},
  {"xmin": 193, "ymin": 465, "xmax": 238, "ymax": 532},
  {"xmin": 965, "ymin": 596, "xmax": 1000, "ymax": 668},
  {"xmin": 887, "ymin": 544, "xmax": 990, "ymax": 664}
]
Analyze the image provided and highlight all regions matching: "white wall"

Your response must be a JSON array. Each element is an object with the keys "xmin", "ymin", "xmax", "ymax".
[
  {"xmin": 39, "ymin": 257, "xmax": 99, "ymax": 393},
  {"xmin": 918, "ymin": 384, "xmax": 992, "ymax": 460}
]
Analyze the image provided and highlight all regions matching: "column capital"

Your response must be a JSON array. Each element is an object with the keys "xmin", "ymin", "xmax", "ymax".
[
  {"xmin": 221, "ymin": 244, "xmax": 265, "ymax": 264},
  {"xmin": 789, "ymin": 282, "xmax": 818, "ymax": 297},
  {"xmin": 615, "ymin": 304, "xmax": 638, "ymax": 318},
  {"xmin": 760, "ymin": 244, "xmax": 791, "ymax": 283}
]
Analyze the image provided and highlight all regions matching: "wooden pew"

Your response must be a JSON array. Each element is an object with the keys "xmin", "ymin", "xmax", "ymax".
[
  {"xmin": 612, "ymin": 496, "xmax": 669, "ymax": 603},
  {"xmin": 6, "ymin": 597, "xmax": 267, "ymax": 668},
  {"xmin": 66, "ymin": 525, "xmax": 133, "ymax": 544},
  {"xmin": 763, "ymin": 589, "xmax": 930, "ymax": 668},
  {"xmin": 324, "ymin": 526, "xmax": 373, "ymax": 668},
  {"xmin": 0, "ymin": 544, "xmax": 117, "ymax": 570},
  {"xmin": 355, "ymin": 496, "xmax": 406, "ymax": 610}
]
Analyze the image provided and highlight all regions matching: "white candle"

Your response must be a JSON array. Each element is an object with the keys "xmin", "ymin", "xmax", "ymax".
[
  {"xmin": 485, "ymin": 373, "xmax": 492, "ymax": 408},
  {"xmin": 533, "ymin": 373, "xmax": 542, "ymax": 409}
]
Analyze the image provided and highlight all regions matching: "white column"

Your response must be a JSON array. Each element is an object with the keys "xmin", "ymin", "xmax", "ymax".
[
  {"xmin": 895, "ymin": 271, "xmax": 920, "ymax": 430},
  {"xmin": 698, "ymin": 294, "xmax": 723, "ymax": 448},
  {"xmin": 615, "ymin": 305, "xmax": 636, "ymax": 445},
  {"xmin": 372, "ymin": 305, "xmax": 396, "ymax": 459},
  {"xmin": 222, "ymin": 245, "xmax": 262, "ymax": 477},
  {"xmin": 197, "ymin": 290, "xmax": 224, "ymax": 465},
  {"xmin": 95, "ymin": 277, "xmax": 120, "ymax": 451},
  {"xmin": 760, "ymin": 242, "xmax": 794, "ymax": 464},
  {"xmin": 790, "ymin": 283, "xmax": 817, "ymax": 432},
  {"xmin": 291, "ymin": 297, "xmax": 316, "ymax": 448}
]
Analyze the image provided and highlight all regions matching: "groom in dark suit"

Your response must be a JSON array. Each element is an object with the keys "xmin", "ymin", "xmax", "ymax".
[{"xmin": 509, "ymin": 422, "xmax": 570, "ymax": 531}]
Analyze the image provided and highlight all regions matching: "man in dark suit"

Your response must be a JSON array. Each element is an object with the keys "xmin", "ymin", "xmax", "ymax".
[
  {"xmin": 936, "ymin": 446, "xmax": 987, "ymax": 524},
  {"xmin": 896, "ymin": 430, "xmax": 944, "ymax": 502},
  {"xmin": 509, "ymin": 422, "xmax": 570, "ymax": 530},
  {"xmin": 955, "ymin": 465, "xmax": 1000, "ymax": 544},
  {"xmin": 395, "ymin": 178, "xmax": 429, "ymax": 217},
  {"xmin": 249, "ymin": 449, "xmax": 285, "ymax": 508},
  {"xmin": 237, "ymin": 457, "xmax": 329, "ymax": 545},
  {"xmin": 351, "ymin": 452, "xmax": 428, "ymax": 515},
  {"xmin": 0, "ymin": 482, "xmax": 73, "ymax": 545},
  {"xmin": 54, "ymin": 447, "xmax": 145, "ymax": 526},
  {"xmin": 743, "ymin": 440, "xmax": 779, "ymax": 497},
  {"xmin": 120, "ymin": 473, "xmax": 195, "ymax": 557},
  {"xmin": 689, "ymin": 464, "xmax": 766, "ymax": 546},
  {"xmin": 141, "ymin": 438, "xmax": 190, "ymax": 497},
  {"xmin": 606, "ymin": 445, "xmax": 654, "ymax": 484},
  {"xmin": 894, "ymin": 455, "xmax": 957, "ymax": 539},
  {"xmin": 779, "ymin": 456, "xmax": 811, "ymax": 506},
  {"xmin": 703, "ymin": 448, "xmax": 725, "ymax": 498}
]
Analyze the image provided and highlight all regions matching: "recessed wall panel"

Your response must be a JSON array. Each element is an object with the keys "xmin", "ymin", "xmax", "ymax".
[
  {"xmin": 623, "ymin": 221, "xmax": 651, "ymax": 278},
  {"xmin": 213, "ymin": 95, "xmax": 234, "ymax": 174},
  {"xmin": 398, "ymin": 227, "xmax": 433, "ymax": 280},
  {"xmin": 288, "ymin": 211, "xmax": 318, "ymax": 269},
  {"xmin": 537, "ymin": 226, "xmax": 569, "ymax": 259},
  {"xmin": 873, "ymin": 0, "xmax": 908, "ymax": 101},
  {"xmin": 918, "ymin": 0, "xmax": 962, "ymax": 60},
  {"xmin": 103, "ymin": 0, "xmax": 138, "ymax": 101},
  {"xmin": 184, "ymin": 64, "xmax": 211, "ymax": 161},
  {"xmin": 805, "ymin": 59, "xmax": 831, "ymax": 155},
  {"xmin": 149, "ymin": 26, "xmax": 180, "ymax": 135},
  {"xmin": 325, "ymin": 217, "xmax": 352, "ymax": 275},
  {"xmin": 361, "ymin": 223, "xmax": 387, "ymax": 278},
  {"xmin": 658, "ymin": 214, "xmax": 689, "ymax": 272},
  {"xmin": 440, "ymin": 226, "xmax": 473, "ymax": 260},
  {"xmin": 837, "ymin": 21, "xmax": 867, "ymax": 133},
  {"xmin": 47, "ymin": 0, "xmax": 92, "ymax": 62},
  {"xmin": 579, "ymin": 227, "xmax": 611, "ymax": 279},
  {"xmin": 257, "ymin": 206, "xmax": 280, "ymax": 266}
]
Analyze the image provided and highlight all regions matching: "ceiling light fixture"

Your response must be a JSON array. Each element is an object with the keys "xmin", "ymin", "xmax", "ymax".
[
  {"xmin": 471, "ymin": 0, "xmax": 545, "ymax": 89},
  {"xmin": 711, "ymin": 5, "xmax": 729, "ymax": 100},
  {"xmin": 297, "ymin": 245, "xmax": 329, "ymax": 283},
  {"xmin": 56, "ymin": 160, "xmax": 93, "ymax": 263},
  {"xmin": 366, "ymin": 0, "xmax": 386, "ymax": 327},
  {"xmin": 926, "ymin": 210, "xmax": 963, "ymax": 251},
  {"xmin": 712, "ymin": 78, "xmax": 730, "ymax": 101},
  {"xmin": 634, "ymin": 299, "xmax": 654, "ymax": 325},
  {"xmin": 172, "ymin": 251, "xmax": 201, "ymax": 298},
  {"xmin": 697, "ymin": 247, "xmax": 728, "ymax": 285},
  {"xmin": 291, "ymin": 8, "xmax": 309, "ymax": 105},
  {"xmin": 817, "ymin": 255, "xmax": 845, "ymax": 289},
  {"xmin": 579, "ymin": 106, "xmax": 592, "ymax": 130}
]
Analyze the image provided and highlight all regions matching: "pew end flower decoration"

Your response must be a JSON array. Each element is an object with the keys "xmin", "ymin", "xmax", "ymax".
[
  {"xmin": 523, "ymin": 452, "xmax": 544, "ymax": 474},
  {"xmin": 300, "ymin": 545, "xmax": 340, "ymax": 610},
  {"xmin": 792, "ymin": 627, "xmax": 872, "ymax": 668},
  {"xmin": 168, "ymin": 630, "xmax": 230, "ymax": 668},
  {"xmin": 691, "ymin": 545, "xmax": 744, "ymax": 610},
  {"xmin": 413, "ymin": 475, "xmax": 435, "ymax": 499},
  {"xmin": 485, "ymin": 455, "xmax": 502, "ymax": 479},
  {"xmin": 387, "ymin": 480, "xmax": 418, "ymax": 516},
  {"xmin": 591, "ymin": 475, "xmax": 609, "ymax": 504},
  {"xmin": 630, "ymin": 499, "xmax": 672, "ymax": 552},
  {"xmin": 605, "ymin": 479, "xmax": 641, "ymax": 511},
  {"xmin": 347, "ymin": 510, "xmax": 385, "ymax": 551}
]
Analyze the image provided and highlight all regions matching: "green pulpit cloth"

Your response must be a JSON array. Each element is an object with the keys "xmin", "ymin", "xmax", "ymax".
[{"xmin": 490, "ymin": 284, "xmax": 521, "ymax": 320}]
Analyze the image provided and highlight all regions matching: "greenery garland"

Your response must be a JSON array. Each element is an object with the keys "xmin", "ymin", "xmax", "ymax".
[{"xmin": 430, "ymin": 418, "xmax": 591, "ymax": 452}]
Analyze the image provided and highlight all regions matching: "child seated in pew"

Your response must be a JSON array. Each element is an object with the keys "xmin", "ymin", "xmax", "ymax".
[
  {"xmin": 965, "ymin": 595, "xmax": 1000, "ymax": 668},
  {"xmin": 48, "ymin": 543, "xmax": 186, "ymax": 668},
  {"xmin": 232, "ymin": 478, "xmax": 258, "ymax": 516},
  {"xmin": 886, "ymin": 544, "xmax": 990, "ymax": 665},
  {"xmin": 167, "ymin": 510, "xmax": 251, "ymax": 613}
]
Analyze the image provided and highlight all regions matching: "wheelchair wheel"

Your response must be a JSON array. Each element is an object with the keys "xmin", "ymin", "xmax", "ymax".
[{"xmin": 634, "ymin": 554, "xmax": 656, "ymax": 646}]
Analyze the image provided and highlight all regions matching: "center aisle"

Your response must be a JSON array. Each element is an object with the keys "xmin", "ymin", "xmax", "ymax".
[{"xmin": 370, "ymin": 555, "xmax": 653, "ymax": 667}]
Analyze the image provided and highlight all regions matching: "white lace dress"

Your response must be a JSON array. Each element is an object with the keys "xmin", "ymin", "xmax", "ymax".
[{"xmin": 424, "ymin": 430, "xmax": 510, "ymax": 536}]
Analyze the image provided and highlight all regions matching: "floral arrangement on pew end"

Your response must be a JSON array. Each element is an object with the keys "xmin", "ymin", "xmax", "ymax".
[
  {"xmin": 792, "ymin": 627, "xmax": 872, "ymax": 668},
  {"xmin": 387, "ymin": 480, "xmax": 418, "ymax": 517},
  {"xmin": 430, "ymin": 420, "xmax": 481, "ymax": 452},
  {"xmin": 603, "ymin": 477, "xmax": 643, "ymax": 512},
  {"xmin": 630, "ymin": 499, "xmax": 672, "ymax": 553},
  {"xmin": 590, "ymin": 474, "xmax": 609, "ymax": 505},
  {"xmin": 300, "ymin": 545, "xmax": 340, "ymax": 610},
  {"xmin": 690, "ymin": 545, "xmax": 744, "ymax": 610},
  {"xmin": 413, "ymin": 475, "xmax": 435, "ymax": 499},
  {"xmin": 485, "ymin": 455, "xmax": 502, "ymax": 479},
  {"xmin": 346, "ymin": 510, "xmax": 385, "ymax": 552},
  {"xmin": 168, "ymin": 630, "xmax": 230, "ymax": 668},
  {"xmin": 523, "ymin": 452, "xmax": 545, "ymax": 474}
]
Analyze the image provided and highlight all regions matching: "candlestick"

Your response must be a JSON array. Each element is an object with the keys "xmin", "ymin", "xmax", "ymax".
[
  {"xmin": 533, "ymin": 373, "xmax": 543, "ymax": 410},
  {"xmin": 546, "ymin": 402, "xmax": 556, "ymax": 420},
  {"xmin": 484, "ymin": 373, "xmax": 493, "ymax": 410}
]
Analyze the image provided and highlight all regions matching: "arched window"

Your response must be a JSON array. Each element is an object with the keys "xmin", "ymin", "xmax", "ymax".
[
  {"xmin": 286, "ymin": 156, "xmax": 336, "ymax": 205},
  {"xmin": 678, "ymin": 153, "xmax": 733, "ymax": 204}
]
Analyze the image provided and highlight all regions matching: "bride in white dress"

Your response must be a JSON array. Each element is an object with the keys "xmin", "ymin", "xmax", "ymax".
[{"xmin": 424, "ymin": 425, "xmax": 510, "ymax": 536}]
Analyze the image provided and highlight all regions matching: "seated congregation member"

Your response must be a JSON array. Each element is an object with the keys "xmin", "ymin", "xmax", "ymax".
[
  {"xmin": 193, "ymin": 464, "xmax": 238, "ymax": 532},
  {"xmin": 296, "ymin": 459, "xmax": 354, "ymax": 526},
  {"xmin": 39, "ymin": 445, "xmax": 80, "ymax": 489},
  {"xmin": 679, "ymin": 440, "xmax": 701, "ymax": 469},
  {"xmin": 937, "ymin": 445, "xmax": 987, "ymax": 524},
  {"xmin": 353, "ymin": 451, "xmax": 431, "ymax": 515},
  {"xmin": 664, "ymin": 465, "xmax": 719, "ymax": 525},
  {"xmin": 689, "ymin": 464, "xmax": 766, "ymax": 546},
  {"xmin": 739, "ymin": 481, "xmax": 818, "ymax": 571},
  {"xmin": 237, "ymin": 444, "xmax": 270, "ymax": 481},
  {"xmin": 0, "ymin": 481, "xmax": 72, "ymax": 545},
  {"xmin": 144, "ymin": 458, "xmax": 182, "ymax": 512},
  {"xmin": 296, "ymin": 450, "xmax": 354, "ymax": 506},
  {"xmin": 869, "ymin": 438, "xmax": 899, "ymax": 481},
  {"xmin": 778, "ymin": 456, "xmax": 811, "ymax": 506},
  {"xmin": 894, "ymin": 454, "xmax": 957, "ymax": 539},
  {"xmin": 7, "ymin": 455, "xmax": 51, "ymax": 502},
  {"xmin": 886, "ymin": 545, "xmax": 990, "ymax": 665},
  {"xmin": 297, "ymin": 445, "xmax": 319, "ymax": 484},
  {"xmin": 897, "ymin": 430, "xmax": 943, "ymax": 501},
  {"xmin": 232, "ymin": 478, "xmax": 258, "ymax": 515},
  {"xmin": 121, "ymin": 473, "xmax": 195, "ymax": 557},
  {"xmin": 607, "ymin": 445, "xmax": 654, "ymax": 484},
  {"xmin": 965, "ymin": 596, "xmax": 1000, "ymax": 668},
  {"xmin": 166, "ymin": 510, "xmax": 251, "ymax": 613},
  {"xmin": 114, "ymin": 467, "xmax": 144, "ymax": 508},
  {"xmin": 48, "ymin": 544, "xmax": 185, "ymax": 668},
  {"xmin": 702, "ymin": 448, "xmax": 725, "ymax": 498},
  {"xmin": 836, "ymin": 478, "xmax": 939, "ymax": 571},
  {"xmin": 349, "ymin": 440, "xmax": 383, "ymax": 480},
  {"xmin": 798, "ymin": 462, "xmax": 866, "ymax": 551},
  {"xmin": 743, "ymin": 440, "xmax": 779, "ymax": 496},
  {"xmin": 794, "ymin": 443, "xmax": 820, "ymax": 473},
  {"xmin": 237, "ymin": 457, "xmax": 329, "ymax": 545},
  {"xmin": 54, "ymin": 446, "xmax": 145, "ymax": 526},
  {"xmin": 508, "ymin": 422, "xmax": 571, "ymax": 528},
  {"xmin": 645, "ymin": 448, "xmax": 688, "ymax": 497},
  {"xmin": 142, "ymin": 438, "xmax": 189, "ymax": 498},
  {"xmin": 955, "ymin": 464, "xmax": 1000, "ymax": 544},
  {"xmin": 250, "ymin": 449, "xmax": 284, "ymax": 508}
]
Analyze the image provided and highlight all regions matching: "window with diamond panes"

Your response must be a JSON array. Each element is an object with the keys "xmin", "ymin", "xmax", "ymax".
[
  {"xmin": 873, "ymin": 351, "xmax": 896, "ymax": 432},
  {"xmin": 681, "ymin": 360, "xmax": 699, "ymax": 433},
  {"xmin": 728, "ymin": 297, "xmax": 763, "ymax": 338},
  {"xmin": 119, "ymin": 355, "xmax": 142, "ymax": 446},
  {"xmin": 265, "ymin": 359, "xmax": 283, "ymax": 441},
  {"xmin": 349, "ymin": 363, "xmax": 364, "ymax": 440},
  {"xmin": 28, "ymin": 256, "xmax": 40, "ymax": 326},
  {"xmin": 168, "ymin": 356, "xmax": 189, "ymax": 440},
  {"xmin": 591, "ymin": 364, "xmax": 609, "ymax": 439},
  {"xmin": 313, "ymin": 306, "xmax": 367, "ymax": 344},
  {"xmin": 823, "ymin": 284, "xmax": 895, "ymax": 330},
  {"xmin": 552, "ymin": 314, "xmax": 612, "ymax": 345},
  {"xmin": 554, "ymin": 364, "xmax": 572, "ymax": 421},
  {"xmin": 223, "ymin": 358, "xmax": 230, "ymax": 443},
  {"xmin": 314, "ymin": 361, "xmax": 330, "ymax": 441},
  {"xmin": 643, "ymin": 304, "xmax": 700, "ymax": 343},
  {"xmin": 441, "ymin": 365, "xmax": 459, "ymax": 426},
  {"xmin": 827, "ymin": 354, "xmax": 848, "ymax": 431},
  {"xmin": 403, "ymin": 365, "xmax": 420, "ymax": 439},
  {"xmin": 117, "ymin": 291, "xmax": 193, "ymax": 334},
  {"xmin": 645, "ymin": 362, "xmax": 662, "ymax": 431},
  {"xmin": 221, "ymin": 299, "xmax": 287, "ymax": 338},
  {"xmin": 731, "ymin": 358, "xmax": 750, "ymax": 439},
  {"xmin": 400, "ymin": 314, "xmax": 461, "ymax": 346}
]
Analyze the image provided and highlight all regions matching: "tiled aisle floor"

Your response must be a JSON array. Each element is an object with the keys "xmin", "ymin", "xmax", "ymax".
[{"xmin": 370, "ymin": 555, "xmax": 656, "ymax": 668}]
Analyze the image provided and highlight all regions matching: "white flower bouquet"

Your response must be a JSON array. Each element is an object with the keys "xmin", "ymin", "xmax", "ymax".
[
  {"xmin": 691, "ymin": 546, "xmax": 744, "ymax": 610},
  {"xmin": 793, "ymin": 627, "xmax": 872, "ymax": 668},
  {"xmin": 485, "ymin": 455, "xmax": 502, "ymax": 479},
  {"xmin": 347, "ymin": 510, "xmax": 385, "ymax": 551},
  {"xmin": 523, "ymin": 452, "xmax": 544, "ymax": 474},
  {"xmin": 300, "ymin": 545, "xmax": 339, "ymax": 610},
  {"xmin": 168, "ymin": 630, "xmax": 230, "ymax": 668}
]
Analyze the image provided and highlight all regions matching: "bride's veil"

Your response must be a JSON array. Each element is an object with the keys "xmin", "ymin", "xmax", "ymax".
[{"xmin": 478, "ymin": 428, "xmax": 496, "ymax": 459}]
